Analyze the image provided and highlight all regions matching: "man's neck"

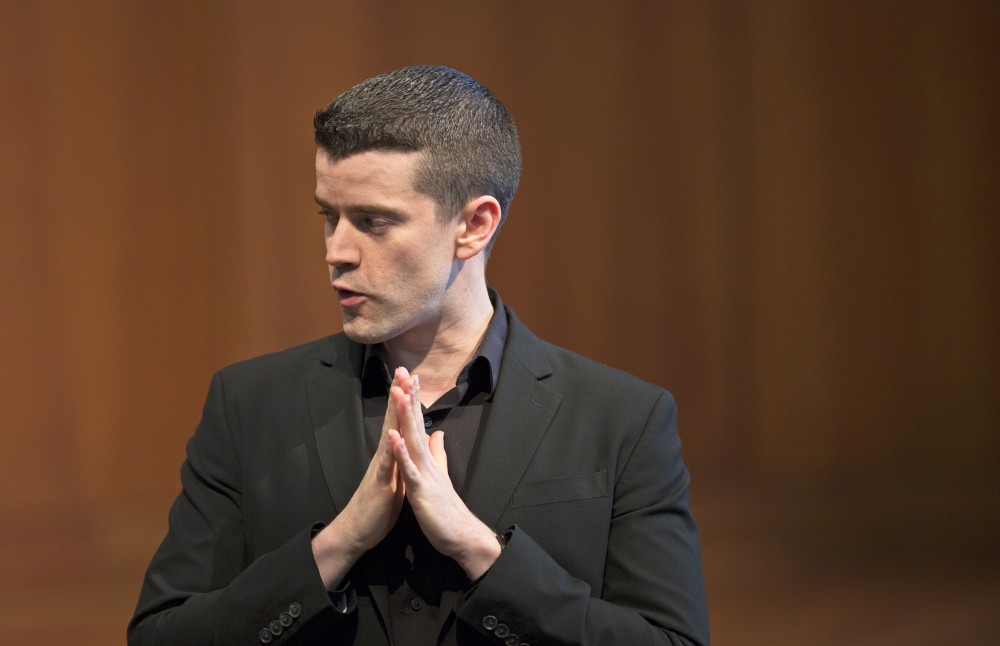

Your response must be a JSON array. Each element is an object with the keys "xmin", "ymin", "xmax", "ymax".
[{"xmin": 383, "ymin": 284, "xmax": 494, "ymax": 405}]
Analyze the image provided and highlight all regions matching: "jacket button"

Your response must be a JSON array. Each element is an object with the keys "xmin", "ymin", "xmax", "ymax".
[
  {"xmin": 409, "ymin": 597, "xmax": 423, "ymax": 611},
  {"xmin": 504, "ymin": 636, "xmax": 519, "ymax": 646},
  {"xmin": 268, "ymin": 620, "xmax": 283, "ymax": 636},
  {"xmin": 423, "ymin": 416, "xmax": 432, "ymax": 428},
  {"xmin": 279, "ymin": 611, "xmax": 293, "ymax": 627},
  {"xmin": 259, "ymin": 628, "xmax": 274, "ymax": 643},
  {"xmin": 482, "ymin": 615, "xmax": 498, "ymax": 631},
  {"xmin": 494, "ymin": 623, "xmax": 510, "ymax": 638},
  {"xmin": 288, "ymin": 601, "xmax": 302, "ymax": 618}
]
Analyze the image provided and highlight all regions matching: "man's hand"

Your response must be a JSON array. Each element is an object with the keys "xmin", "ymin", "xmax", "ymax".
[
  {"xmin": 388, "ymin": 375, "xmax": 502, "ymax": 580},
  {"xmin": 311, "ymin": 368, "xmax": 412, "ymax": 589}
]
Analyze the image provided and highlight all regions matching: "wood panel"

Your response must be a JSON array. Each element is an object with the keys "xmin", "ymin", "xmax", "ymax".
[{"xmin": 0, "ymin": 1, "xmax": 996, "ymax": 642}]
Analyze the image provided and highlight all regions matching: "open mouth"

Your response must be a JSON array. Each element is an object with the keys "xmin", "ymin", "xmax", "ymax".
[{"xmin": 335, "ymin": 288, "xmax": 365, "ymax": 307}]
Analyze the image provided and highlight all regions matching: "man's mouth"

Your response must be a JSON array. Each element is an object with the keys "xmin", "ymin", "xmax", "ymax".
[{"xmin": 335, "ymin": 287, "xmax": 365, "ymax": 307}]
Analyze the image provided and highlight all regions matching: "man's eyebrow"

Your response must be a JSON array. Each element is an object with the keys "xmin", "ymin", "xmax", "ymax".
[
  {"xmin": 314, "ymin": 195, "xmax": 334, "ymax": 210},
  {"xmin": 313, "ymin": 196, "xmax": 401, "ymax": 216},
  {"xmin": 353, "ymin": 204, "xmax": 400, "ymax": 215}
]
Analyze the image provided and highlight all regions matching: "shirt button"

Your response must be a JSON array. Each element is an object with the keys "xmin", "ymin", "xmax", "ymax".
[
  {"xmin": 423, "ymin": 416, "xmax": 432, "ymax": 428},
  {"xmin": 482, "ymin": 615, "xmax": 498, "ymax": 631},
  {"xmin": 409, "ymin": 597, "xmax": 423, "ymax": 611}
]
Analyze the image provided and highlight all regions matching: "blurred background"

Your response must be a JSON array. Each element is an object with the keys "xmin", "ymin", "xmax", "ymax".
[{"xmin": 1, "ymin": 1, "xmax": 996, "ymax": 643}]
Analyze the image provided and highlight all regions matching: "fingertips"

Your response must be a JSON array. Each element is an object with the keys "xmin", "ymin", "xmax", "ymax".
[
  {"xmin": 410, "ymin": 374, "xmax": 422, "ymax": 413},
  {"xmin": 392, "ymin": 366, "xmax": 419, "ymax": 400}
]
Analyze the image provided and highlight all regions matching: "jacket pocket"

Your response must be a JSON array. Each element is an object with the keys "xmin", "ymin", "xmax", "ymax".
[{"xmin": 510, "ymin": 470, "xmax": 607, "ymax": 508}]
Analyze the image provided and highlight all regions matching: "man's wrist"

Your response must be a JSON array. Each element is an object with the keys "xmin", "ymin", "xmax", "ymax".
[
  {"xmin": 312, "ymin": 520, "xmax": 366, "ymax": 590},
  {"xmin": 456, "ymin": 524, "xmax": 504, "ymax": 581}
]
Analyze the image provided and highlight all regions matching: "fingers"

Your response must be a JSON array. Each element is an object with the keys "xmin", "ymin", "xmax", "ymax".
[
  {"xmin": 373, "ymin": 366, "xmax": 414, "ymax": 486},
  {"xmin": 388, "ymin": 428, "xmax": 421, "ymax": 486},
  {"xmin": 381, "ymin": 367, "xmax": 412, "ymax": 439},
  {"xmin": 392, "ymin": 452, "xmax": 406, "ymax": 515},
  {"xmin": 408, "ymin": 374, "xmax": 423, "ymax": 426},
  {"xmin": 386, "ymin": 371, "xmax": 448, "ymax": 487},
  {"xmin": 374, "ymin": 431, "xmax": 398, "ymax": 484},
  {"xmin": 390, "ymin": 420, "xmax": 449, "ymax": 497},
  {"xmin": 391, "ymin": 378, "xmax": 428, "ymax": 463}
]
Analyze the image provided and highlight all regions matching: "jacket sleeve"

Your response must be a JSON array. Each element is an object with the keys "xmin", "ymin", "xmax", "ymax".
[
  {"xmin": 456, "ymin": 390, "xmax": 710, "ymax": 645},
  {"xmin": 127, "ymin": 370, "xmax": 357, "ymax": 646}
]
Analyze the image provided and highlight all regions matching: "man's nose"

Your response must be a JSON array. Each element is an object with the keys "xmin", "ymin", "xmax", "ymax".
[{"xmin": 325, "ymin": 223, "xmax": 360, "ymax": 267}]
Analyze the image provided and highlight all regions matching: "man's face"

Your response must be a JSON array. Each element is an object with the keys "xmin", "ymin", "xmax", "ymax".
[{"xmin": 315, "ymin": 149, "xmax": 460, "ymax": 345}]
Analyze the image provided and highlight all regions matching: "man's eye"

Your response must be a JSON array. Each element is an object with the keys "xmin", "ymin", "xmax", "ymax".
[
  {"xmin": 319, "ymin": 210, "xmax": 338, "ymax": 224},
  {"xmin": 363, "ymin": 217, "xmax": 390, "ymax": 231}
]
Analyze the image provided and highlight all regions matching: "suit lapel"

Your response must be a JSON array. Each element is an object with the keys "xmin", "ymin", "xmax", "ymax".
[
  {"xmin": 306, "ymin": 337, "xmax": 394, "ymax": 633},
  {"xmin": 462, "ymin": 308, "xmax": 562, "ymax": 529},
  {"xmin": 307, "ymin": 337, "xmax": 368, "ymax": 513}
]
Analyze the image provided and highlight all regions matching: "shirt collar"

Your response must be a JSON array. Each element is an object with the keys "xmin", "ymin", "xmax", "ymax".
[{"xmin": 361, "ymin": 289, "xmax": 507, "ymax": 398}]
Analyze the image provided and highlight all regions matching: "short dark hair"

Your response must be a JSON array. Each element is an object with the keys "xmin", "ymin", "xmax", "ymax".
[{"xmin": 314, "ymin": 65, "xmax": 521, "ymax": 253}]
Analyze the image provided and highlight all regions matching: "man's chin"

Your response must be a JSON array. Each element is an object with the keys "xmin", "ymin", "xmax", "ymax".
[{"xmin": 341, "ymin": 319, "xmax": 387, "ymax": 345}]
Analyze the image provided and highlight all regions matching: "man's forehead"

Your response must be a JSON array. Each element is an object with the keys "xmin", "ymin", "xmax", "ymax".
[
  {"xmin": 314, "ymin": 149, "xmax": 437, "ymax": 212},
  {"xmin": 315, "ymin": 149, "xmax": 421, "ymax": 186}
]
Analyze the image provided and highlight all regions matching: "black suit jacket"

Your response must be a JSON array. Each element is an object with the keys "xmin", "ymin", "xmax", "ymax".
[{"xmin": 129, "ymin": 305, "xmax": 709, "ymax": 645}]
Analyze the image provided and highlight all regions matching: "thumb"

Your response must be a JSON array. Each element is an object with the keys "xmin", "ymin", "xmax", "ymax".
[{"xmin": 428, "ymin": 430, "xmax": 448, "ymax": 473}]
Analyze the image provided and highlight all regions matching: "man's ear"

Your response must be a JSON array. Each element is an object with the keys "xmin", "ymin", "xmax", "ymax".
[{"xmin": 454, "ymin": 196, "xmax": 501, "ymax": 260}]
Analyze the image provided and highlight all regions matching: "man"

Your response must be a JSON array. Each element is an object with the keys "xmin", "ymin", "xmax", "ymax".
[{"xmin": 129, "ymin": 65, "xmax": 709, "ymax": 645}]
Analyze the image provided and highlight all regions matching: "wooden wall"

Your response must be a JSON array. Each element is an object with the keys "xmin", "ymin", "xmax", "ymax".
[{"xmin": 1, "ymin": 1, "xmax": 996, "ymax": 643}]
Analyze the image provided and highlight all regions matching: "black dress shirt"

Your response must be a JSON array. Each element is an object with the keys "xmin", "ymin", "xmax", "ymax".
[{"xmin": 359, "ymin": 293, "xmax": 507, "ymax": 646}]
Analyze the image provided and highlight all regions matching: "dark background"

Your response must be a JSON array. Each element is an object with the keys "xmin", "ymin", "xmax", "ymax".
[{"xmin": 1, "ymin": 1, "xmax": 996, "ymax": 643}]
